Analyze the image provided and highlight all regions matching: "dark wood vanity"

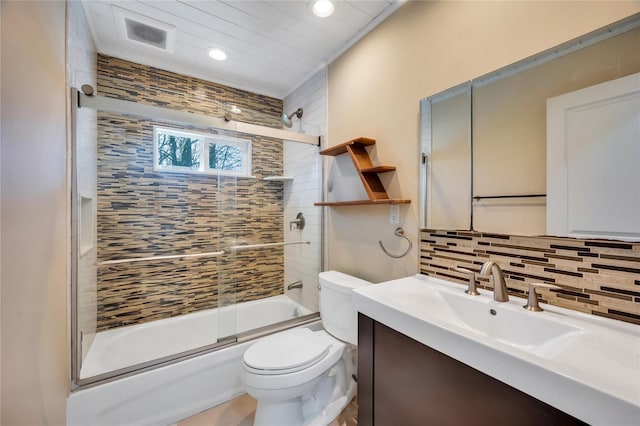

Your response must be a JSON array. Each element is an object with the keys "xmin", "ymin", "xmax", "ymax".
[{"xmin": 357, "ymin": 314, "xmax": 587, "ymax": 426}]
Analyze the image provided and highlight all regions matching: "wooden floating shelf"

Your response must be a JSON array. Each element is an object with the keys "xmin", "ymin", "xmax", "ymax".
[
  {"xmin": 315, "ymin": 199, "xmax": 411, "ymax": 206},
  {"xmin": 319, "ymin": 137, "xmax": 376, "ymax": 156},
  {"xmin": 317, "ymin": 137, "xmax": 410, "ymax": 206},
  {"xmin": 361, "ymin": 166, "xmax": 396, "ymax": 173}
]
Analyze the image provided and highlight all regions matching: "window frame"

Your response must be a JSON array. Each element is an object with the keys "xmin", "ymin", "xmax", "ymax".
[{"xmin": 153, "ymin": 126, "xmax": 252, "ymax": 177}]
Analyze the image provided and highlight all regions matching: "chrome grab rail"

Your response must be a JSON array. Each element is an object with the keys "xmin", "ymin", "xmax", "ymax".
[
  {"xmin": 98, "ymin": 250, "xmax": 226, "ymax": 266},
  {"xmin": 228, "ymin": 241, "xmax": 310, "ymax": 253},
  {"xmin": 97, "ymin": 241, "xmax": 311, "ymax": 266}
]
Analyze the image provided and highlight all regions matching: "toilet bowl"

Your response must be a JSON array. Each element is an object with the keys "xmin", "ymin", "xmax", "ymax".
[{"xmin": 240, "ymin": 271, "xmax": 371, "ymax": 426}]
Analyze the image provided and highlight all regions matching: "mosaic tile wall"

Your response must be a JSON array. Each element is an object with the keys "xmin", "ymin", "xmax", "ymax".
[
  {"xmin": 96, "ymin": 55, "xmax": 286, "ymax": 331},
  {"xmin": 420, "ymin": 230, "xmax": 640, "ymax": 325}
]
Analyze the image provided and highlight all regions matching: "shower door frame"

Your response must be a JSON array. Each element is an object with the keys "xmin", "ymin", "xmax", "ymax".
[{"xmin": 70, "ymin": 87, "xmax": 323, "ymax": 389}]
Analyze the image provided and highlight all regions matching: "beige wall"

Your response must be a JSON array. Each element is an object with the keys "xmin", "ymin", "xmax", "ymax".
[
  {"xmin": 1, "ymin": 1, "xmax": 69, "ymax": 424},
  {"xmin": 327, "ymin": 1, "xmax": 640, "ymax": 282}
]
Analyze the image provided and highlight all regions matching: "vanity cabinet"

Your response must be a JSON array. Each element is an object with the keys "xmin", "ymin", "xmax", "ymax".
[{"xmin": 357, "ymin": 314, "xmax": 587, "ymax": 426}]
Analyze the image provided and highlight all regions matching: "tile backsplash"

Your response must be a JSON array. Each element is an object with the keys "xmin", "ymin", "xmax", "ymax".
[
  {"xmin": 420, "ymin": 230, "xmax": 640, "ymax": 325},
  {"xmin": 95, "ymin": 55, "xmax": 286, "ymax": 331}
]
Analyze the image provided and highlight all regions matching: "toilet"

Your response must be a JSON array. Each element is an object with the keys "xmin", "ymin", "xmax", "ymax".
[{"xmin": 241, "ymin": 271, "xmax": 371, "ymax": 426}]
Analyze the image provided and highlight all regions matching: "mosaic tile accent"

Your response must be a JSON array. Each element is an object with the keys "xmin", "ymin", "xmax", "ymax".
[
  {"xmin": 96, "ymin": 56, "xmax": 286, "ymax": 331},
  {"xmin": 97, "ymin": 55, "xmax": 282, "ymax": 128},
  {"xmin": 420, "ymin": 230, "xmax": 640, "ymax": 325}
]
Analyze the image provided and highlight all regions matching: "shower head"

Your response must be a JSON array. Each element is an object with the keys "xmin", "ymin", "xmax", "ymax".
[{"xmin": 282, "ymin": 108, "xmax": 303, "ymax": 128}]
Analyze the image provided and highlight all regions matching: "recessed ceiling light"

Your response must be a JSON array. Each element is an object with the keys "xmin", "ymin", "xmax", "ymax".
[
  {"xmin": 312, "ymin": 0, "xmax": 334, "ymax": 18},
  {"xmin": 207, "ymin": 48, "xmax": 227, "ymax": 61}
]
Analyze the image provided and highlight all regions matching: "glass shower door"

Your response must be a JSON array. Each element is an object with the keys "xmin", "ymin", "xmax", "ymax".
[
  {"xmin": 73, "ymin": 101, "xmax": 234, "ymax": 383},
  {"xmin": 214, "ymin": 134, "xmax": 323, "ymax": 342},
  {"xmin": 71, "ymin": 81, "xmax": 321, "ymax": 387}
]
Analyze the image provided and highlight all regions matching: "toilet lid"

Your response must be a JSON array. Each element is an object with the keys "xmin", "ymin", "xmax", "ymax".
[{"xmin": 243, "ymin": 328, "xmax": 330, "ymax": 375}]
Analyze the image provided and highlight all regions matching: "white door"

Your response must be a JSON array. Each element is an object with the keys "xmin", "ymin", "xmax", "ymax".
[{"xmin": 547, "ymin": 72, "xmax": 640, "ymax": 241}]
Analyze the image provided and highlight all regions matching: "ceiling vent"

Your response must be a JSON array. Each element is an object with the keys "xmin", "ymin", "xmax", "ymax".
[{"xmin": 112, "ymin": 6, "xmax": 176, "ymax": 53}]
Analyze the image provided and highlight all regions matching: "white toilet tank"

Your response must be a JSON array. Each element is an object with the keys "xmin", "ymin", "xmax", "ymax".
[{"xmin": 319, "ymin": 271, "xmax": 372, "ymax": 345}]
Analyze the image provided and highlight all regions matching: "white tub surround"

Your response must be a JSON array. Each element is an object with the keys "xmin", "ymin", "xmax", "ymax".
[
  {"xmin": 68, "ymin": 322, "xmax": 322, "ymax": 426},
  {"xmin": 353, "ymin": 275, "xmax": 640, "ymax": 426},
  {"xmin": 80, "ymin": 295, "xmax": 310, "ymax": 379},
  {"xmin": 68, "ymin": 296, "xmax": 316, "ymax": 426}
]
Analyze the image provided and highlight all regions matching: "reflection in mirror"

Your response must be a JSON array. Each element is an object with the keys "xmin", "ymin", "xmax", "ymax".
[
  {"xmin": 473, "ymin": 22, "xmax": 640, "ymax": 236},
  {"xmin": 421, "ymin": 15, "xmax": 640, "ymax": 238},
  {"xmin": 547, "ymin": 72, "xmax": 639, "ymax": 241},
  {"xmin": 420, "ymin": 82, "xmax": 471, "ymax": 230}
]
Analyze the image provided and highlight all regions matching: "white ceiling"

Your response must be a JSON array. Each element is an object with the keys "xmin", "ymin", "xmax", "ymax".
[{"xmin": 82, "ymin": 0, "xmax": 404, "ymax": 99}]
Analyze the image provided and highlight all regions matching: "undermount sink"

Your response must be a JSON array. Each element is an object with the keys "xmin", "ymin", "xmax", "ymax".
[{"xmin": 352, "ymin": 274, "xmax": 640, "ymax": 426}]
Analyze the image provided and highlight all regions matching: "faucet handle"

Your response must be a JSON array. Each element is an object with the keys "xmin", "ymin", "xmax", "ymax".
[
  {"xmin": 454, "ymin": 267, "xmax": 480, "ymax": 296},
  {"xmin": 524, "ymin": 282, "xmax": 562, "ymax": 312},
  {"xmin": 289, "ymin": 212, "xmax": 305, "ymax": 231}
]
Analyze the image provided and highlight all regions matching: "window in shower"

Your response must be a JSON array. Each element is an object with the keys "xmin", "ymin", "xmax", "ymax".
[
  {"xmin": 208, "ymin": 136, "xmax": 251, "ymax": 176},
  {"xmin": 155, "ymin": 127, "xmax": 201, "ymax": 170},
  {"xmin": 154, "ymin": 126, "xmax": 251, "ymax": 177}
]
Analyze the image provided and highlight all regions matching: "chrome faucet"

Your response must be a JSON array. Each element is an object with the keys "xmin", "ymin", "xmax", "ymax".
[
  {"xmin": 287, "ymin": 280, "xmax": 303, "ymax": 290},
  {"xmin": 479, "ymin": 261, "xmax": 509, "ymax": 302}
]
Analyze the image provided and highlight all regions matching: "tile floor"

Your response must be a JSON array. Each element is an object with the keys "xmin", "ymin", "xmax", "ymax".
[{"xmin": 177, "ymin": 393, "xmax": 357, "ymax": 426}]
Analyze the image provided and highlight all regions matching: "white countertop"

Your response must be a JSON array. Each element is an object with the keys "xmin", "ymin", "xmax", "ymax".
[{"xmin": 353, "ymin": 274, "xmax": 640, "ymax": 425}]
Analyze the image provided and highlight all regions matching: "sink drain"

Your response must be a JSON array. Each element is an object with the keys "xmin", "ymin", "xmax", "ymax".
[{"xmin": 489, "ymin": 309, "xmax": 497, "ymax": 316}]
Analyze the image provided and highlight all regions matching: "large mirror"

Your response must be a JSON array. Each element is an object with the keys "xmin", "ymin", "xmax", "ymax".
[
  {"xmin": 421, "ymin": 15, "xmax": 640, "ymax": 239},
  {"xmin": 420, "ymin": 82, "xmax": 471, "ymax": 231}
]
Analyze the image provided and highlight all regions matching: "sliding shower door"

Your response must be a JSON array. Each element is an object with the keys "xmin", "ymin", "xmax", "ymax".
[
  {"xmin": 216, "ymin": 136, "xmax": 323, "ymax": 342},
  {"xmin": 73, "ymin": 104, "xmax": 234, "ymax": 383},
  {"xmin": 71, "ymin": 87, "xmax": 322, "ymax": 386}
]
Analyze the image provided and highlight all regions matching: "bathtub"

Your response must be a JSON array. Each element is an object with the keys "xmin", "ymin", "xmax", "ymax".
[{"xmin": 67, "ymin": 295, "xmax": 319, "ymax": 426}]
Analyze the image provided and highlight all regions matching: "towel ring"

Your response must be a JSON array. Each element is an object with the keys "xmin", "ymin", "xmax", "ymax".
[{"xmin": 379, "ymin": 227, "xmax": 413, "ymax": 259}]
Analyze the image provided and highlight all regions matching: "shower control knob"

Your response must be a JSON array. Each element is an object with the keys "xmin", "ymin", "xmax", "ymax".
[{"xmin": 289, "ymin": 212, "xmax": 305, "ymax": 230}]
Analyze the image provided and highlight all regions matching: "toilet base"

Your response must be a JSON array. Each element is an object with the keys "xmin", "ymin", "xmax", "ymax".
[
  {"xmin": 254, "ymin": 397, "xmax": 305, "ymax": 426},
  {"xmin": 251, "ymin": 347, "xmax": 356, "ymax": 426}
]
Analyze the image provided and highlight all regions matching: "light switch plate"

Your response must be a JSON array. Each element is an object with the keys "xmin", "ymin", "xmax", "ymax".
[{"xmin": 389, "ymin": 204, "xmax": 399, "ymax": 225}]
